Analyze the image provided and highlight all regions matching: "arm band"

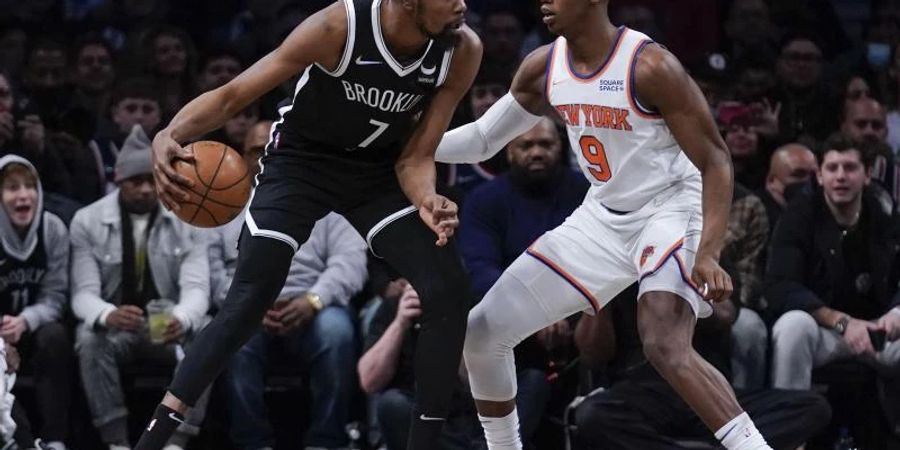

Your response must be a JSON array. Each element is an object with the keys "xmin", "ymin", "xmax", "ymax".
[{"xmin": 435, "ymin": 93, "xmax": 543, "ymax": 164}]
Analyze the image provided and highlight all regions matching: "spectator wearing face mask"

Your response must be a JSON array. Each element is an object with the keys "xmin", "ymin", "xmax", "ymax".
[
  {"xmin": 758, "ymin": 144, "xmax": 819, "ymax": 236},
  {"xmin": 885, "ymin": 41, "xmax": 900, "ymax": 153}
]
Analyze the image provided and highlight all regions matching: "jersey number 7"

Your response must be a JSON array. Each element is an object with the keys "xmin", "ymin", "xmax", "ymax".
[
  {"xmin": 580, "ymin": 136, "xmax": 612, "ymax": 182},
  {"xmin": 359, "ymin": 119, "xmax": 390, "ymax": 148}
]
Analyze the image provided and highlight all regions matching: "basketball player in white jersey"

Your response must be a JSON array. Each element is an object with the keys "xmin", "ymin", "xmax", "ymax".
[{"xmin": 434, "ymin": 1, "xmax": 772, "ymax": 449}]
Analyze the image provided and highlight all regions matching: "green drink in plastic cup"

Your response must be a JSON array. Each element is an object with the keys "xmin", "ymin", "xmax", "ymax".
[{"xmin": 147, "ymin": 299, "xmax": 175, "ymax": 344}]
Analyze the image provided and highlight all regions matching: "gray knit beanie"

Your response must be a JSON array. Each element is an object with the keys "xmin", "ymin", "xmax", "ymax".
[{"xmin": 115, "ymin": 124, "xmax": 154, "ymax": 182}]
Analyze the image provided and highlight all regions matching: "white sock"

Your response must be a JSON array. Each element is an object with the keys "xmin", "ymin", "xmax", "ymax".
[
  {"xmin": 478, "ymin": 408, "xmax": 522, "ymax": 450},
  {"xmin": 714, "ymin": 412, "xmax": 772, "ymax": 450}
]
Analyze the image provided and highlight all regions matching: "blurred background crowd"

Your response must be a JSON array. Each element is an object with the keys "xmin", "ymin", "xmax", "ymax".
[{"xmin": 0, "ymin": 0, "xmax": 899, "ymax": 449}]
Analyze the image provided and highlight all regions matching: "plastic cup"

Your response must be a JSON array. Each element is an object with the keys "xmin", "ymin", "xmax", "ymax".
[{"xmin": 146, "ymin": 299, "xmax": 175, "ymax": 344}]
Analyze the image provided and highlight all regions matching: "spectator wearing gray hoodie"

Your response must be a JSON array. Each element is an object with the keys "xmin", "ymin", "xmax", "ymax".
[{"xmin": 0, "ymin": 154, "xmax": 72, "ymax": 450}]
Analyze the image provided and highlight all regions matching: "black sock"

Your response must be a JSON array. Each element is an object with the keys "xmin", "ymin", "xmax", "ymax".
[
  {"xmin": 133, "ymin": 404, "xmax": 185, "ymax": 450},
  {"xmin": 407, "ymin": 410, "xmax": 447, "ymax": 450}
]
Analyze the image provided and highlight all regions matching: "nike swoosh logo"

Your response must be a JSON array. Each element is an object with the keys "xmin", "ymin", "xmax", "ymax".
[
  {"xmin": 421, "ymin": 65, "xmax": 437, "ymax": 75},
  {"xmin": 720, "ymin": 422, "xmax": 739, "ymax": 440},
  {"xmin": 168, "ymin": 412, "xmax": 185, "ymax": 424},
  {"xmin": 419, "ymin": 414, "xmax": 446, "ymax": 421},
  {"xmin": 355, "ymin": 56, "xmax": 382, "ymax": 66}
]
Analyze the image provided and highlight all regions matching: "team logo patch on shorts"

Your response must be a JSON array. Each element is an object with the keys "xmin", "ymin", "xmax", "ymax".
[{"xmin": 640, "ymin": 246, "xmax": 655, "ymax": 267}]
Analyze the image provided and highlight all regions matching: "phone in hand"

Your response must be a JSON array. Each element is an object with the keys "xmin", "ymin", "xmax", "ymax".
[{"xmin": 869, "ymin": 329, "xmax": 887, "ymax": 352}]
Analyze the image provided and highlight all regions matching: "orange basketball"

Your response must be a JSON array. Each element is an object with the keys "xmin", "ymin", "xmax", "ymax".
[{"xmin": 172, "ymin": 141, "xmax": 252, "ymax": 228}]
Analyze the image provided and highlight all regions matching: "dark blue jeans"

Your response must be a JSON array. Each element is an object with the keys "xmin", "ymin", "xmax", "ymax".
[
  {"xmin": 516, "ymin": 368, "xmax": 551, "ymax": 442},
  {"xmin": 375, "ymin": 368, "xmax": 550, "ymax": 450},
  {"xmin": 220, "ymin": 305, "xmax": 357, "ymax": 449}
]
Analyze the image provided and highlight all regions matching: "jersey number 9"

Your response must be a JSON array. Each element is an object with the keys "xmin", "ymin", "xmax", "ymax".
[{"xmin": 580, "ymin": 136, "xmax": 612, "ymax": 182}]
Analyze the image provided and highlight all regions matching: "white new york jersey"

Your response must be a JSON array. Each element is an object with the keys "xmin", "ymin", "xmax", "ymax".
[{"xmin": 546, "ymin": 27, "xmax": 700, "ymax": 212}]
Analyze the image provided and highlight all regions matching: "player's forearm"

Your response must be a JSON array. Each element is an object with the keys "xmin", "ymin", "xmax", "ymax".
[
  {"xmin": 434, "ymin": 93, "xmax": 542, "ymax": 164},
  {"xmin": 164, "ymin": 88, "xmax": 245, "ymax": 143},
  {"xmin": 395, "ymin": 154, "xmax": 437, "ymax": 208},
  {"xmin": 358, "ymin": 321, "xmax": 407, "ymax": 394},
  {"xmin": 697, "ymin": 155, "xmax": 733, "ymax": 259}
]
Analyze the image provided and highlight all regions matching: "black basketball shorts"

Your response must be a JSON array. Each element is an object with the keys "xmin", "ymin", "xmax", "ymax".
[{"xmin": 245, "ymin": 137, "xmax": 418, "ymax": 254}]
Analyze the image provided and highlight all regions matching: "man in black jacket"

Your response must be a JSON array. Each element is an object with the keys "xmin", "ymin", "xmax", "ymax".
[{"xmin": 767, "ymin": 133, "xmax": 900, "ymax": 391}]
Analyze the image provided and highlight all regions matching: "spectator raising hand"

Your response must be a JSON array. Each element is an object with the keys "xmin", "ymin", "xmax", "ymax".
[
  {"xmin": 395, "ymin": 283, "xmax": 422, "ymax": 329},
  {"xmin": 17, "ymin": 114, "xmax": 44, "ymax": 154}
]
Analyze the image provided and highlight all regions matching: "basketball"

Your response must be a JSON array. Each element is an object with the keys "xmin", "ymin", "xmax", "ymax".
[{"xmin": 172, "ymin": 140, "xmax": 252, "ymax": 228}]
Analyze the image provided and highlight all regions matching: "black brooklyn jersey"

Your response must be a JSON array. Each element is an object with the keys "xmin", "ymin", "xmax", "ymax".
[
  {"xmin": 0, "ymin": 220, "xmax": 46, "ymax": 317},
  {"xmin": 275, "ymin": 0, "xmax": 454, "ymax": 153}
]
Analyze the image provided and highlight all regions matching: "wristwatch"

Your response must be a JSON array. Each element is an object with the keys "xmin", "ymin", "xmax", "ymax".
[
  {"xmin": 305, "ymin": 292, "xmax": 323, "ymax": 312},
  {"xmin": 833, "ymin": 315, "xmax": 850, "ymax": 335}
]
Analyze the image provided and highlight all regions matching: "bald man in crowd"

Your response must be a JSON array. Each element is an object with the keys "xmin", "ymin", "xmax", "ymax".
[
  {"xmin": 842, "ymin": 98, "xmax": 888, "ymax": 146},
  {"xmin": 758, "ymin": 144, "xmax": 818, "ymax": 235}
]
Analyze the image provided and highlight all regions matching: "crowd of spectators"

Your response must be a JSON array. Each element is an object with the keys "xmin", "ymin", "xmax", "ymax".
[{"xmin": 0, "ymin": 0, "xmax": 899, "ymax": 449}]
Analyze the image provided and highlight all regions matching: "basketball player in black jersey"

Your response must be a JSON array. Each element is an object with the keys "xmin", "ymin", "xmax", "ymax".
[{"xmin": 134, "ymin": 1, "xmax": 480, "ymax": 449}]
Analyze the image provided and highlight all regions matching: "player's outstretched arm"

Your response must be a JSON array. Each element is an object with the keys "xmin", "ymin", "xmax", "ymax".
[
  {"xmin": 395, "ymin": 26, "xmax": 481, "ymax": 245},
  {"xmin": 633, "ymin": 44, "xmax": 734, "ymax": 303},
  {"xmin": 434, "ymin": 45, "xmax": 551, "ymax": 164},
  {"xmin": 153, "ymin": 2, "xmax": 349, "ymax": 210}
]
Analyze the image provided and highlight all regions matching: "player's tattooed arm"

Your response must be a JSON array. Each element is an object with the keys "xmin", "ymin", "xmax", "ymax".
[
  {"xmin": 633, "ymin": 44, "xmax": 734, "ymax": 303},
  {"xmin": 152, "ymin": 2, "xmax": 348, "ymax": 209},
  {"xmin": 396, "ymin": 26, "xmax": 482, "ymax": 245}
]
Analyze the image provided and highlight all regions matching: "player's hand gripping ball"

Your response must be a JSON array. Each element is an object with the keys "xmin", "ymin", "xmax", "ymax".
[{"xmin": 171, "ymin": 141, "xmax": 252, "ymax": 227}]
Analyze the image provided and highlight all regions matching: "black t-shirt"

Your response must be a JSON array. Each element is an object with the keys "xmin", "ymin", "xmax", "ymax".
[
  {"xmin": 364, "ymin": 296, "xmax": 476, "ymax": 416},
  {"xmin": 364, "ymin": 296, "xmax": 418, "ymax": 391},
  {"xmin": 0, "ymin": 221, "xmax": 47, "ymax": 317},
  {"xmin": 836, "ymin": 211, "xmax": 882, "ymax": 320}
]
